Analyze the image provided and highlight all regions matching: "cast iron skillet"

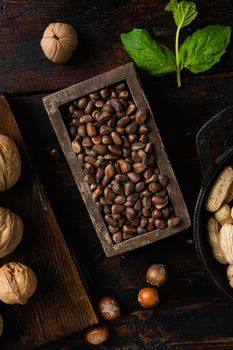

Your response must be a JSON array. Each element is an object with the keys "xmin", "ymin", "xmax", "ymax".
[{"xmin": 194, "ymin": 106, "xmax": 233, "ymax": 300}]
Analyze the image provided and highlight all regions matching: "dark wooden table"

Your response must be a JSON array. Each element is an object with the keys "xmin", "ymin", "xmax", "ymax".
[{"xmin": 1, "ymin": 0, "xmax": 233, "ymax": 349}]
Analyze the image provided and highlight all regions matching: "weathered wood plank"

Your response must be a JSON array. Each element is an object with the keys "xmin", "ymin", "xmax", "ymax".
[{"xmin": 0, "ymin": 96, "xmax": 98, "ymax": 349}]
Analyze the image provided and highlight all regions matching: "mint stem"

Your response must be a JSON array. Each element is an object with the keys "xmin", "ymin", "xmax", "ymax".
[
  {"xmin": 175, "ymin": 26, "xmax": 181, "ymax": 87},
  {"xmin": 176, "ymin": 69, "xmax": 181, "ymax": 87}
]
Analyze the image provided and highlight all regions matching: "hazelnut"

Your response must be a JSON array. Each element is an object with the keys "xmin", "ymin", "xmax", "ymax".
[
  {"xmin": 98, "ymin": 296, "xmax": 120, "ymax": 320},
  {"xmin": 146, "ymin": 264, "xmax": 168, "ymax": 287},
  {"xmin": 85, "ymin": 324, "xmax": 109, "ymax": 345},
  {"xmin": 138, "ymin": 287, "xmax": 159, "ymax": 309}
]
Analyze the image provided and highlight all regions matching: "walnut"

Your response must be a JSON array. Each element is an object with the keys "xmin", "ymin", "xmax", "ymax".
[
  {"xmin": 0, "ymin": 262, "xmax": 37, "ymax": 304},
  {"xmin": 0, "ymin": 135, "xmax": 21, "ymax": 191},
  {"xmin": 40, "ymin": 23, "xmax": 78, "ymax": 63},
  {"xmin": 0, "ymin": 207, "xmax": 23, "ymax": 258}
]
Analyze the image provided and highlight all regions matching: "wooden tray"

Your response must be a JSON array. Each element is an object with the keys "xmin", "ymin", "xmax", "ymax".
[
  {"xmin": 0, "ymin": 96, "xmax": 98, "ymax": 350},
  {"xmin": 43, "ymin": 63, "xmax": 191, "ymax": 257}
]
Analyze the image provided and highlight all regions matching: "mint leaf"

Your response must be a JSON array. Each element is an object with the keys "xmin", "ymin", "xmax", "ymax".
[
  {"xmin": 165, "ymin": 0, "xmax": 178, "ymax": 12},
  {"xmin": 173, "ymin": 1, "xmax": 198, "ymax": 28},
  {"xmin": 179, "ymin": 25, "xmax": 231, "ymax": 73},
  {"xmin": 121, "ymin": 29, "xmax": 176, "ymax": 76}
]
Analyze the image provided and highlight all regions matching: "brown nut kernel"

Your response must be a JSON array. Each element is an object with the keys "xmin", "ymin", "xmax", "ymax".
[
  {"xmin": 108, "ymin": 145, "xmax": 122, "ymax": 156},
  {"xmin": 151, "ymin": 209, "xmax": 162, "ymax": 219},
  {"xmin": 119, "ymin": 160, "xmax": 131, "ymax": 174},
  {"xmin": 138, "ymin": 287, "xmax": 159, "ymax": 309},
  {"xmin": 105, "ymin": 164, "xmax": 116, "ymax": 177},
  {"xmin": 149, "ymin": 182, "xmax": 162, "ymax": 193},
  {"xmin": 85, "ymin": 101, "xmax": 95, "ymax": 114},
  {"xmin": 114, "ymin": 195, "xmax": 126, "ymax": 204},
  {"xmin": 123, "ymin": 224, "xmax": 136, "ymax": 234},
  {"xmin": 115, "ymin": 174, "xmax": 128, "ymax": 182},
  {"xmin": 104, "ymin": 187, "xmax": 116, "ymax": 201},
  {"xmin": 85, "ymin": 156, "xmax": 96, "ymax": 166},
  {"xmin": 139, "ymin": 134, "xmax": 149, "ymax": 143},
  {"xmin": 126, "ymin": 103, "xmax": 137, "ymax": 116},
  {"xmin": 112, "ymin": 231, "xmax": 123, "ymax": 243},
  {"xmin": 80, "ymin": 114, "xmax": 93, "ymax": 124},
  {"xmin": 82, "ymin": 137, "xmax": 93, "ymax": 148},
  {"xmin": 146, "ymin": 264, "xmax": 168, "ymax": 287},
  {"xmin": 108, "ymin": 225, "xmax": 119, "ymax": 234},
  {"xmin": 127, "ymin": 172, "xmax": 141, "ymax": 183},
  {"xmin": 104, "ymin": 214, "xmax": 117, "ymax": 227},
  {"xmin": 93, "ymin": 144, "xmax": 108, "ymax": 155},
  {"xmin": 134, "ymin": 198, "xmax": 142, "ymax": 211},
  {"xmin": 126, "ymin": 207, "xmax": 136, "ymax": 221},
  {"xmin": 72, "ymin": 139, "xmax": 82, "ymax": 154},
  {"xmin": 135, "ymin": 108, "xmax": 147, "ymax": 124},
  {"xmin": 100, "ymin": 88, "xmax": 110, "ymax": 99},
  {"xmin": 139, "ymin": 124, "xmax": 149, "ymax": 134},
  {"xmin": 167, "ymin": 217, "xmax": 181, "ymax": 228},
  {"xmin": 89, "ymin": 92, "xmax": 100, "ymax": 100},
  {"xmin": 135, "ymin": 182, "xmax": 145, "ymax": 192},
  {"xmin": 77, "ymin": 125, "xmax": 87, "ymax": 137},
  {"xmin": 77, "ymin": 96, "xmax": 88, "ymax": 109},
  {"xmin": 124, "ymin": 181, "xmax": 135, "ymax": 196},
  {"xmin": 99, "ymin": 125, "xmax": 113, "ymax": 135},
  {"xmin": 112, "ymin": 204, "xmax": 125, "ymax": 214},
  {"xmin": 152, "ymin": 195, "xmax": 166, "ymax": 205},
  {"xmin": 131, "ymin": 142, "xmax": 145, "ymax": 151},
  {"xmin": 111, "ymin": 131, "xmax": 122, "ymax": 145},
  {"xmin": 128, "ymin": 134, "xmax": 138, "ymax": 143},
  {"xmin": 112, "ymin": 182, "xmax": 124, "ymax": 195},
  {"xmin": 133, "ymin": 163, "xmax": 147, "ymax": 174},
  {"xmin": 125, "ymin": 121, "xmax": 138, "ymax": 134},
  {"xmin": 117, "ymin": 116, "xmax": 131, "ymax": 127},
  {"xmin": 92, "ymin": 135, "xmax": 102, "ymax": 145},
  {"xmin": 154, "ymin": 219, "xmax": 167, "ymax": 229},
  {"xmin": 86, "ymin": 123, "xmax": 97, "ymax": 137}
]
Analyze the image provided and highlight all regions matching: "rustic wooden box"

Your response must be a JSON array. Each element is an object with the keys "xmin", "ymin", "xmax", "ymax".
[{"xmin": 43, "ymin": 63, "xmax": 191, "ymax": 257}]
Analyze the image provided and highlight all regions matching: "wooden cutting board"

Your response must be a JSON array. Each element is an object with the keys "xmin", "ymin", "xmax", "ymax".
[{"xmin": 0, "ymin": 96, "xmax": 98, "ymax": 349}]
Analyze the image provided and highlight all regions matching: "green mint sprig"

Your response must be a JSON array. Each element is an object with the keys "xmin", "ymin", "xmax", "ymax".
[{"xmin": 121, "ymin": 0, "xmax": 231, "ymax": 87}]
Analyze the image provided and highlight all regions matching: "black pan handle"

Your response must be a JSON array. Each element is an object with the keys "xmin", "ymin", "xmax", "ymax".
[{"xmin": 196, "ymin": 105, "xmax": 233, "ymax": 180}]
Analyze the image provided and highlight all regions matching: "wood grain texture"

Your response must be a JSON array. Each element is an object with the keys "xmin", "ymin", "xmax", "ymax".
[
  {"xmin": 0, "ymin": 0, "xmax": 233, "ymax": 94},
  {"xmin": 0, "ymin": 96, "xmax": 98, "ymax": 349},
  {"xmin": 1, "ymin": 0, "xmax": 233, "ymax": 349},
  {"xmin": 9, "ymin": 73, "xmax": 233, "ymax": 349}
]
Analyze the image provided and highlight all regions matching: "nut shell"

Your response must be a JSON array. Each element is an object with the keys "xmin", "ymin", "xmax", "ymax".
[
  {"xmin": 138, "ymin": 287, "xmax": 159, "ymax": 308},
  {"xmin": 98, "ymin": 296, "xmax": 120, "ymax": 320},
  {"xmin": 146, "ymin": 264, "xmax": 168, "ymax": 287},
  {"xmin": 85, "ymin": 324, "xmax": 109, "ymax": 345},
  {"xmin": 0, "ymin": 262, "xmax": 37, "ymax": 305},
  {"xmin": 40, "ymin": 23, "xmax": 78, "ymax": 63},
  {"xmin": 220, "ymin": 223, "xmax": 233, "ymax": 264},
  {"xmin": 0, "ymin": 207, "xmax": 23, "ymax": 258},
  {"xmin": 0, "ymin": 135, "xmax": 21, "ymax": 191}
]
